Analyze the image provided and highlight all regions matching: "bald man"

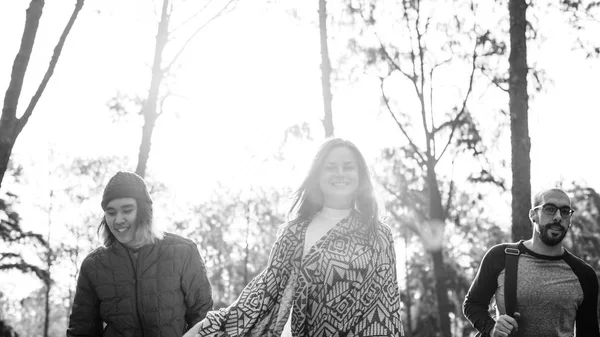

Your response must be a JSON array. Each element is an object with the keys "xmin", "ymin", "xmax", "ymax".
[{"xmin": 463, "ymin": 188, "xmax": 599, "ymax": 337}]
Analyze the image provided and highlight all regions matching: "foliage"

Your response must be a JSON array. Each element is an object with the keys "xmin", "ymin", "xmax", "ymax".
[
  {"xmin": 0, "ymin": 292, "xmax": 19, "ymax": 337},
  {"xmin": 0, "ymin": 193, "xmax": 48, "ymax": 283},
  {"xmin": 0, "ymin": 320, "xmax": 18, "ymax": 337},
  {"xmin": 564, "ymin": 184, "xmax": 600, "ymax": 324},
  {"xmin": 175, "ymin": 184, "xmax": 287, "ymax": 308},
  {"xmin": 1, "ymin": 287, "xmax": 70, "ymax": 337},
  {"xmin": 556, "ymin": 0, "xmax": 600, "ymax": 58},
  {"xmin": 379, "ymin": 150, "xmax": 509, "ymax": 336},
  {"xmin": 49, "ymin": 156, "xmax": 131, "ymax": 319},
  {"xmin": 344, "ymin": 0, "xmax": 516, "ymax": 334},
  {"xmin": 1, "ymin": 0, "xmax": 598, "ymax": 335},
  {"xmin": 0, "ymin": 155, "xmax": 133, "ymax": 335},
  {"xmin": 564, "ymin": 185, "xmax": 600, "ymax": 270}
]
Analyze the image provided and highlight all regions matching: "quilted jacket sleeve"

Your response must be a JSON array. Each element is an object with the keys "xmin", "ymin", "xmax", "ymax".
[
  {"xmin": 182, "ymin": 242, "xmax": 214, "ymax": 329},
  {"xmin": 67, "ymin": 255, "xmax": 103, "ymax": 337}
]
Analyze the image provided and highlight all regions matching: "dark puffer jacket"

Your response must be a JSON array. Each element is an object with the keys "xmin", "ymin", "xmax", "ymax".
[{"xmin": 67, "ymin": 233, "xmax": 213, "ymax": 337}]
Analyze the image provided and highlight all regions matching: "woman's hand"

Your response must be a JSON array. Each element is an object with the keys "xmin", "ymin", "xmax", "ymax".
[
  {"xmin": 183, "ymin": 321, "xmax": 202, "ymax": 337},
  {"xmin": 183, "ymin": 317, "xmax": 227, "ymax": 337}
]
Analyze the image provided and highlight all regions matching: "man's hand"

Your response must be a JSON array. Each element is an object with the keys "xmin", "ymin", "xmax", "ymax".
[{"xmin": 491, "ymin": 313, "xmax": 520, "ymax": 337}]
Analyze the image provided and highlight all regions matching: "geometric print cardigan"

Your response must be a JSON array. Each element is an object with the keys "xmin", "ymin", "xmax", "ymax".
[{"xmin": 194, "ymin": 211, "xmax": 405, "ymax": 337}]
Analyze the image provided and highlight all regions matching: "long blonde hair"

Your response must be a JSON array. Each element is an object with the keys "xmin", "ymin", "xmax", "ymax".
[{"xmin": 288, "ymin": 138, "xmax": 379, "ymax": 227}]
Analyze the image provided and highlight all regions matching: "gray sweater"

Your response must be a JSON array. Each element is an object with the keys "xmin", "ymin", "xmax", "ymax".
[{"xmin": 463, "ymin": 241, "xmax": 599, "ymax": 337}]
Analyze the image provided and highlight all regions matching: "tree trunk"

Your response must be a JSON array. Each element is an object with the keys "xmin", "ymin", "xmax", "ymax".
[
  {"xmin": 136, "ymin": 114, "xmax": 158, "ymax": 178},
  {"xmin": 318, "ymin": 0, "xmax": 334, "ymax": 137},
  {"xmin": 136, "ymin": 0, "xmax": 170, "ymax": 178},
  {"xmin": 0, "ymin": 127, "xmax": 18, "ymax": 191},
  {"xmin": 0, "ymin": 0, "xmax": 83, "ymax": 190},
  {"xmin": 0, "ymin": 0, "xmax": 44, "ymax": 190},
  {"xmin": 509, "ymin": 0, "xmax": 531, "ymax": 241},
  {"xmin": 43, "ymin": 275, "xmax": 51, "ymax": 337},
  {"xmin": 427, "ymin": 164, "xmax": 452, "ymax": 337},
  {"xmin": 133, "ymin": 0, "xmax": 235, "ymax": 177}
]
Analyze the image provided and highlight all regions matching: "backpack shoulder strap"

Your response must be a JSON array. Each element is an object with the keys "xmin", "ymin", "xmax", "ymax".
[{"xmin": 504, "ymin": 242, "xmax": 521, "ymax": 318}]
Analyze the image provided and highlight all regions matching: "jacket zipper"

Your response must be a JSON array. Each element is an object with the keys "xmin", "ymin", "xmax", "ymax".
[{"xmin": 126, "ymin": 249, "xmax": 145, "ymax": 337}]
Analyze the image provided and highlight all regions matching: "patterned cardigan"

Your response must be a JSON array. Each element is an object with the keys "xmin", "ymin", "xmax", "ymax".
[{"xmin": 195, "ymin": 211, "xmax": 405, "ymax": 337}]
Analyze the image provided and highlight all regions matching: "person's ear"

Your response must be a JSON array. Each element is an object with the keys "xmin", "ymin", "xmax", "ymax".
[{"xmin": 529, "ymin": 209, "xmax": 538, "ymax": 223}]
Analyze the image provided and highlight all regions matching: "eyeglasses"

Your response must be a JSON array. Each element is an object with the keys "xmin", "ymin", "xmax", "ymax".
[{"xmin": 532, "ymin": 203, "xmax": 575, "ymax": 218}]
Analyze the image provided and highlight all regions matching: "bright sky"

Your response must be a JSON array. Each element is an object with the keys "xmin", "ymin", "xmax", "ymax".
[
  {"xmin": 0, "ymin": 0, "xmax": 599, "ymax": 299},
  {"xmin": 1, "ymin": 0, "xmax": 598, "ymax": 192}
]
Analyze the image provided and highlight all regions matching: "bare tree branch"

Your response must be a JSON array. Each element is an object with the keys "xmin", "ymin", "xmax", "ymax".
[
  {"xmin": 400, "ymin": 0, "xmax": 431, "ymax": 159},
  {"xmin": 152, "ymin": 0, "xmax": 159, "ymax": 18},
  {"xmin": 436, "ymin": 38, "xmax": 478, "ymax": 163},
  {"xmin": 164, "ymin": 0, "xmax": 236, "ymax": 73},
  {"xmin": 491, "ymin": 77, "xmax": 509, "ymax": 92},
  {"xmin": 376, "ymin": 175, "xmax": 428, "ymax": 223},
  {"xmin": 432, "ymin": 116, "xmax": 461, "ymax": 135},
  {"xmin": 428, "ymin": 57, "xmax": 452, "ymax": 158},
  {"xmin": 168, "ymin": 0, "xmax": 175, "ymax": 16},
  {"xmin": 444, "ymin": 159, "xmax": 456, "ymax": 219},
  {"xmin": 170, "ymin": 0, "xmax": 216, "ymax": 35},
  {"xmin": 400, "ymin": 4, "xmax": 425, "ymax": 108},
  {"xmin": 429, "ymin": 67, "xmax": 435, "ymax": 154},
  {"xmin": 429, "ymin": 57, "xmax": 453, "ymax": 128},
  {"xmin": 18, "ymin": 0, "xmax": 85, "ymax": 135},
  {"xmin": 379, "ymin": 77, "xmax": 426, "ymax": 166},
  {"xmin": 389, "ymin": 209, "xmax": 421, "ymax": 235},
  {"xmin": 157, "ymin": 93, "xmax": 187, "ymax": 117},
  {"xmin": 2, "ymin": 1, "xmax": 43, "ymax": 123},
  {"xmin": 375, "ymin": 36, "xmax": 414, "ymax": 81},
  {"xmin": 414, "ymin": 0, "xmax": 430, "ymax": 145},
  {"xmin": 157, "ymin": 94, "xmax": 169, "ymax": 117},
  {"xmin": 402, "ymin": 2, "xmax": 419, "ymax": 87}
]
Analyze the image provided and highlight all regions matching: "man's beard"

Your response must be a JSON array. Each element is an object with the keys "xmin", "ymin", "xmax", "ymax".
[{"xmin": 537, "ymin": 222, "xmax": 568, "ymax": 246}]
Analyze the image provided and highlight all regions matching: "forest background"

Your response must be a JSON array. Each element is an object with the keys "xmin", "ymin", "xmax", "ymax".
[{"xmin": 1, "ymin": 0, "xmax": 599, "ymax": 336}]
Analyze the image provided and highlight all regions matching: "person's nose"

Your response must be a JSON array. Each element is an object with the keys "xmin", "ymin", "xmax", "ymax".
[
  {"xmin": 115, "ymin": 212, "xmax": 126, "ymax": 224},
  {"xmin": 552, "ymin": 208, "xmax": 563, "ymax": 222}
]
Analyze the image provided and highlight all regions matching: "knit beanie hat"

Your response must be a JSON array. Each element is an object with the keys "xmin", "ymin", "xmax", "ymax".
[{"xmin": 101, "ymin": 171, "xmax": 153, "ymax": 210}]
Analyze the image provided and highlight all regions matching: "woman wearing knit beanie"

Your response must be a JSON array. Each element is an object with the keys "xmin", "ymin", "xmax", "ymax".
[{"xmin": 67, "ymin": 171, "xmax": 214, "ymax": 337}]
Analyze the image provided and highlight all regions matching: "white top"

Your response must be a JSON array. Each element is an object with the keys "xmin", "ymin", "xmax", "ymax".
[
  {"xmin": 303, "ymin": 206, "xmax": 352, "ymax": 254},
  {"xmin": 281, "ymin": 206, "xmax": 352, "ymax": 336}
]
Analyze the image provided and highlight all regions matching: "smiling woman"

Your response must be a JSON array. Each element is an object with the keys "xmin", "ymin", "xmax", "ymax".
[
  {"xmin": 67, "ymin": 171, "xmax": 214, "ymax": 337},
  {"xmin": 99, "ymin": 172, "xmax": 156, "ymax": 248},
  {"xmin": 183, "ymin": 138, "xmax": 405, "ymax": 337},
  {"xmin": 103, "ymin": 198, "xmax": 139, "ymax": 245},
  {"xmin": 318, "ymin": 146, "xmax": 360, "ymax": 209}
]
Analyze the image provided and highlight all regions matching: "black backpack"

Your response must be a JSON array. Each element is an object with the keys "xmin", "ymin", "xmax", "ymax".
[{"xmin": 475, "ymin": 242, "xmax": 521, "ymax": 337}]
